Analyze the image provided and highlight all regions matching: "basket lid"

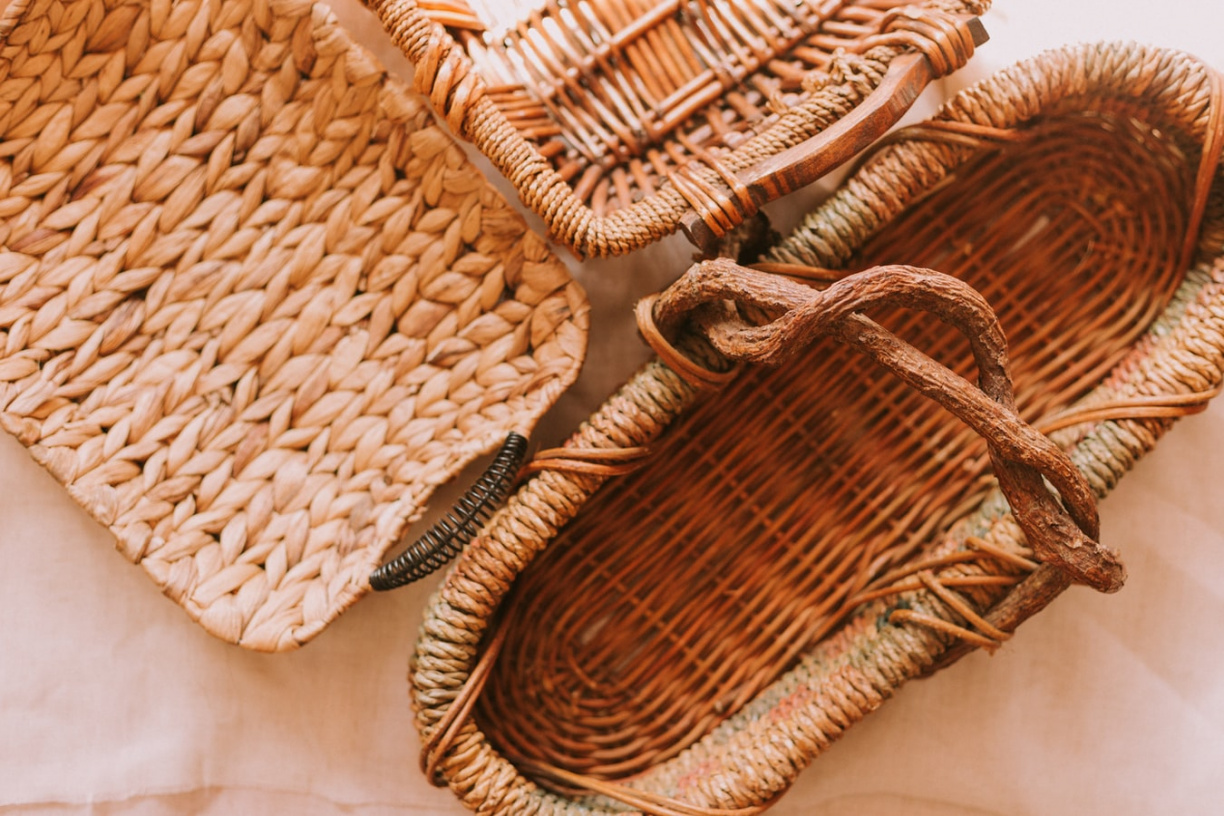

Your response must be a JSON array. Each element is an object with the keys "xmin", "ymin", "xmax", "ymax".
[
  {"xmin": 0, "ymin": 0, "xmax": 588, "ymax": 650},
  {"xmin": 370, "ymin": 0, "xmax": 989, "ymax": 257}
]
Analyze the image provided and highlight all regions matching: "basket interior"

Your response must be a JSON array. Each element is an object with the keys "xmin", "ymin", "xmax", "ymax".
[
  {"xmin": 422, "ymin": 0, "xmax": 920, "ymax": 214},
  {"xmin": 475, "ymin": 108, "xmax": 1195, "ymax": 780}
]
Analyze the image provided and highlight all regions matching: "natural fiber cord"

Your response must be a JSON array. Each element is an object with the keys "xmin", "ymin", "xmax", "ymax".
[
  {"xmin": 0, "ymin": 0, "xmax": 589, "ymax": 650},
  {"xmin": 409, "ymin": 42, "xmax": 1224, "ymax": 814}
]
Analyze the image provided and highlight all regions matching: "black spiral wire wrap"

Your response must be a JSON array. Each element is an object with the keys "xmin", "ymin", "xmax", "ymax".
[{"xmin": 369, "ymin": 432, "xmax": 529, "ymax": 590}]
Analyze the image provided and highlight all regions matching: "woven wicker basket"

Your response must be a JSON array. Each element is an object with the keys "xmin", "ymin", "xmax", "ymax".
[
  {"xmin": 409, "ymin": 41, "xmax": 1224, "ymax": 813},
  {"xmin": 365, "ymin": 0, "xmax": 989, "ymax": 257},
  {"xmin": 0, "ymin": 0, "xmax": 588, "ymax": 651}
]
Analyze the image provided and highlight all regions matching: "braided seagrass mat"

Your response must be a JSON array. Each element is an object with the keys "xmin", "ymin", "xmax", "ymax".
[
  {"xmin": 365, "ymin": 0, "xmax": 990, "ymax": 256},
  {"xmin": 0, "ymin": 0, "xmax": 588, "ymax": 651}
]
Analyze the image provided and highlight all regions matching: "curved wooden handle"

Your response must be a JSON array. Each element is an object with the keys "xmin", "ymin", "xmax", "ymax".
[
  {"xmin": 680, "ymin": 17, "xmax": 988, "ymax": 254},
  {"xmin": 650, "ymin": 259, "xmax": 1125, "ymax": 593}
]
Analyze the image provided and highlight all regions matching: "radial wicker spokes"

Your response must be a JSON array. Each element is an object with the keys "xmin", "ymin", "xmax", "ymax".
[{"xmin": 476, "ymin": 111, "xmax": 1192, "ymax": 779}]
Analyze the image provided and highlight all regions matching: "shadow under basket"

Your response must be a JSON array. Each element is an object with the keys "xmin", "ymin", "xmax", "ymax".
[
  {"xmin": 365, "ymin": 0, "xmax": 989, "ymax": 256},
  {"xmin": 411, "ymin": 42, "xmax": 1224, "ymax": 814}
]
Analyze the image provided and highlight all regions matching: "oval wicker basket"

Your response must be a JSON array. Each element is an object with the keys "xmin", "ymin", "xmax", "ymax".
[
  {"xmin": 365, "ymin": 0, "xmax": 990, "ymax": 256},
  {"xmin": 409, "ymin": 41, "xmax": 1224, "ymax": 813},
  {"xmin": 0, "ymin": 0, "xmax": 588, "ymax": 651}
]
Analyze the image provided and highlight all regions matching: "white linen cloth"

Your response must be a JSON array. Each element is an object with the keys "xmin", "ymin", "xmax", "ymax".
[{"xmin": 2, "ymin": 1, "xmax": 1223, "ymax": 813}]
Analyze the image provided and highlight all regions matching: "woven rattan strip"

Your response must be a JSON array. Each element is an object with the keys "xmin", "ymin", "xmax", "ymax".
[
  {"xmin": 368, "ymin": 0, "xmax": 987, "ymax": 255},
  {"xmin": 0, "ymin": 0, "xmax": 588, "ymax": 650},
  {"xmin": 407, "ymin": 42, "xmax": 1224, "ymax": 815}
]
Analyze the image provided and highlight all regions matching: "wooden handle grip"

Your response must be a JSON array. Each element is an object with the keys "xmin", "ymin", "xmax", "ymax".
[{"xmin": 681, "ymin": 17, "xmax": 988, "ymax": 254}]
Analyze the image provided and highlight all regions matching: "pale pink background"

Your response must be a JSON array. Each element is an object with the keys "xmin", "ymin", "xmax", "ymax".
[{"xmin": 2, "ymin": 1, "xmax": 1223, "ymax": 814}]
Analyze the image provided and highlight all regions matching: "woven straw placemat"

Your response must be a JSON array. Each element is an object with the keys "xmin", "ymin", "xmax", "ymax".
[{"xmin": 0, "ymin": 0, "xmax": 588, "ymax": 651}]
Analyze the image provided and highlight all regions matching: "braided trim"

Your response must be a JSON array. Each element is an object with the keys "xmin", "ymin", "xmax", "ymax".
[{"xmin": 652, "ymin": 259, "xmax": 1122, "ymax": 592}]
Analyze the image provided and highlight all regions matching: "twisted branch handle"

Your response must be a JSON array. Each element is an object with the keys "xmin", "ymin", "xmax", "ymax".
[{"xmin": 650, "ymin": 259, "xmax": 1125, "ymax": 593}]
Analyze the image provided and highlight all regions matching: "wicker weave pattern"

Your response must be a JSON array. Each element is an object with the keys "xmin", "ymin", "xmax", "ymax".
[
  {"xmin": 0, "ymin": 0, "xmax": 588, "ymax": 650},
  {"xmin": 369, "ymin": 0, "xmax": 987, "ymax": 256},
  {"xmin": 408, "ymin": 42, "xmax": 1224, "ymax": 813},
  {"xmin": 438, "ymin": 0, "xmax": 912, "ymax": 179}
]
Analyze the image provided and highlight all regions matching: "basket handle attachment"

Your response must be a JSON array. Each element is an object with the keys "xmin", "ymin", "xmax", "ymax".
[
  {"xmin": 641, "ymin": 258, "xmax": 1125, "ymax": 594},
  {"xmin": 368, "ymin": 435, "xmax": 655, "ymax": 588},
  {"xmin": 679, "ymin": 10, "xmax": 989, "ymax": 254},
  {"xmin": 369, "ymin": 432, "xmax": 529, "ymax": 589}
]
